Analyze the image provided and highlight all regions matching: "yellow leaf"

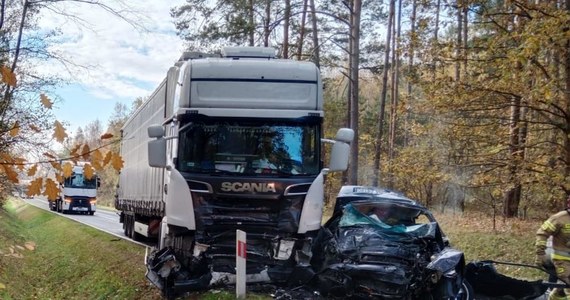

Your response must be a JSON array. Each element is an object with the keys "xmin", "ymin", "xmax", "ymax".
[
  {"xmin": 9, "ymin": 121, "xmax": 19, "ymax": 137},
  {"xmin": 53, "ymin": 121, "xmax": 68, "ymax": 143},
  {"xmin": 56, "ymin": 173, "xmax": 64, "ymax": 183},
  {"xmin": 43, "ymin": 178, "xmax": 60, "ymax": 201},
  {"xmin": 27, "ymin": 178, "xmax": 43, "ymax": 197},
  {"xmin": 83, "ymin": 164, "xmax": 94, "ymax": 180},
  {"xmin": 29, "ymin": 124, "xmax": 41, "ymax": 133},
  {"xmin": 0, "ymin": 165, "xmax": 19, "ymax": 183},
  {"xmin": 1, "ymin": 65, "xmax": 16, "ymax": 87},
  {"xmin": 92, "ymin": 149, "xmax": 103, "ymax": 162},
  {"xmin": 111, "ymin": 153, "xmax": 124, "ymax": 172},
  {"xmin": 62, "ymin": 162, "xmax": 73, "ymax": 178},
  {"xmin": 92, "ymin": 160, "xmax": 103, "ymax": 171},
  {"xmin": 24, "ymin": 242, "xmax": 36, "ymax": 251},
  {"xmin": 50, "ymin": 161, "xmax": 62, "ymax": 171},
  {"xmin": 81, "ymin": 144, "xmax": 90, "ymax": 160},
  {"xmin": 27, "ymin": 164, "xmax": 37, "ymax": 177},
  {"xmin": 100, "ymin": 133, "xmax": 113, "ymax": 140},
  {"xmin": 103, "ymin": 151, "xmax": 112, "ymax": 166},
  {"xmin": 70, "ymin": 144, "xmax": 81, "ymax": 156},
  {"xmin": 13, "ymin": 157, "xmax": 25, "ymax": 171},
  {"xmin": 40, "ymin": 94, "xmax": 52, "ymax": 109}
]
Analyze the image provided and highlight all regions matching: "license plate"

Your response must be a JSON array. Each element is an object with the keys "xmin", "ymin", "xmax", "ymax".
[{"xmin": 73, "ymin": 207, "xmax": 87, "ymax": 211}]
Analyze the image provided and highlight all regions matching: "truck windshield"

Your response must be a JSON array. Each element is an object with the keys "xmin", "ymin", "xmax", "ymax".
[
  {"xmin": 177, "ymin": 119, "xmax": 320, "ymax": 175},
  {"xmin": 64, "ymin": 174, "xmax": 97, "ymax": 189}
]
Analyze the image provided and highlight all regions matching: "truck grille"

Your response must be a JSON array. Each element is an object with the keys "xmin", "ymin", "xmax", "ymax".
[{"xmin": 191, "ymin": 192, "xmax": 305, "ymax": 234}]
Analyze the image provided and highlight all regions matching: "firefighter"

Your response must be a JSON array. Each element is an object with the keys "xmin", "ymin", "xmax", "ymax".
[{"xmin": 536, "ymin": 195, "xmax": 570, "ymax": 300}]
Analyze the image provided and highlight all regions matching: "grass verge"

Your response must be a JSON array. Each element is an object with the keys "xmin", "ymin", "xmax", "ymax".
[
  {"xmin": 436, "ymin": 211, "xmax": 544, "ymax": 280},
  {"xmin": 0, "ymin": 198, "xmax": 161, "ymax": 300}
]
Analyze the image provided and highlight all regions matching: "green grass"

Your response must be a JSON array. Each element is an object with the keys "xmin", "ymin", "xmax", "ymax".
[
  {"xmin": 0, "ymin": 198, "xmax": 270, "ymax": 300},
  {"xmin": 0, "ymin": 198, "xmax": 161, "ymax": 300}
]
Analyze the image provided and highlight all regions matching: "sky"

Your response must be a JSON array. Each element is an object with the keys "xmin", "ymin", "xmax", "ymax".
[{"xmin": 35, "ymin": 0, "xmax": 187, "ymax": 136}]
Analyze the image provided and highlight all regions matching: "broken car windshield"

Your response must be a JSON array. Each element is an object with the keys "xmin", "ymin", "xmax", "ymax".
[{"xmin": 339, "ymin": 203, "xmax": 437, "ymax": 237}]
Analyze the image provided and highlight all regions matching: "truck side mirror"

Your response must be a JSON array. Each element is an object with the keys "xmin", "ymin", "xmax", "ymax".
[
  {"xmin": 335, "ymin": 128, "xmax": 354, "ymax": 143},
  {"xmin": 148, "ymin": 138, "xmax": 167, "ymax": 168},
  {"xmin": 328, "ymin": 128, "xmax": 354, "ymax": 172},
  {"xmin": 148, "ymin": 125, "xmax": 165, "ymax": 138}
]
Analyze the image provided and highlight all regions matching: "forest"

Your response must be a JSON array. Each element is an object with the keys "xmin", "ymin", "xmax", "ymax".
[{"xmin": 0, "ymin": 0, "xmax": 569, "ymax": 220}]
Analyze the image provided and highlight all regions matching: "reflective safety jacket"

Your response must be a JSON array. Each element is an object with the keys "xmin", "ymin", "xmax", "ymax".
[{"xmin": 536, "ymin": 210, "xmax": 570, "ymax": 260}]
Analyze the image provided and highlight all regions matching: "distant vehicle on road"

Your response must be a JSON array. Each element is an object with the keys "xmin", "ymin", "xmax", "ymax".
[{"xmin": 49, "ymin": 164, "xmax": 99, "ymax": 215}]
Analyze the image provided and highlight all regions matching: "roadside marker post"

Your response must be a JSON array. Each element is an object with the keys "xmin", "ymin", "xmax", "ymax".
[{"xmin": 236, "ymin": 229, "xmax": 247, "ymax": 299}]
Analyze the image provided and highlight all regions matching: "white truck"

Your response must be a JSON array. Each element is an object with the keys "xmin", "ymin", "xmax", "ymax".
[
  {"xmin": 49, "ymin": 165, "xmax": 98, "ymax": 215},
  {"xmin": 116, "ymin": 47, "xmax": 353, "ymax": 297}
]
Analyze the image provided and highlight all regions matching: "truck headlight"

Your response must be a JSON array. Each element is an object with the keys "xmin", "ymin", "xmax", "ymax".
[
  {"xmin": 89, "ymin": 198, "xmax": 97, "ymax": 204},
  {"xmin": 64, "ymin": 197, "xmax": 72, "ymax": 203}
]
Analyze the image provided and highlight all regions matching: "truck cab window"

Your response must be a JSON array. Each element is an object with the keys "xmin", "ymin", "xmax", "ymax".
[
  {"xmin": 177, "ymin": 119, "xmax": 320, "ymax": 175},
  {"xmin": 64, "ymin": 173, "xmax": 97, "ymax": 189}
]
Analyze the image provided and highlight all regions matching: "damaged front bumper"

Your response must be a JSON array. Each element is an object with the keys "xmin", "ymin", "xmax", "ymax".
[{"xmin": 145, "ymin": 234, "xmax": 317, "ymax": 297}]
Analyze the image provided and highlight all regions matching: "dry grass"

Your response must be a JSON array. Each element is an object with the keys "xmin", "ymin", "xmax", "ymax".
[{"xmin": 435, "ymin": 211, "xmax": 545, "ymax": 280}]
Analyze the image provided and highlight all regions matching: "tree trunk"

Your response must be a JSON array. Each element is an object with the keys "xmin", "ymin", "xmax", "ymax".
[
  {"xmin": 348, "ymin": 0, "xmax": 362, "ymax": 185},
  {"xmin": 564, "ymin": 0, "xmax": 570, "ymax": 194},
  {"xmin": 264, "ymin": 0, "xmax": 271, "ymax": 47},
  {"xmin": 388, "ymin": 0, "xmax": 402, "ymax": 189},
  {"xmin": 455, "ymin": 0, "xmax": 463, "ymax": 81},
  {"xmin": 309, "ymin": 0, "xmax": 320, "ymax": 68},
  {"xmin": 248, "ymin": 0, "xmax": 254, "ymax": 46},
  {"xmin": 297, "ymin": 0, "xmax": 309, "ymax": 60},
  {"xmin": 405, "ymin": 0, "xmax": 417, "ymax": 147},
  {"xmin": 462, "ymin": 3, "xmax": 468, "ymax": 74},
  {"xmin": 432, "ymin": 0, "xmax": 441, "ymax": 78},
  {"xmin": 372, "ymin": 0, "xmax": 395, "ymax": 187},
  {"xmin": 503, "ymin": 95, "xmax": 522, "ymax": 217},
  {"xmin": 283, "ymin": 0, "xmax": 291, "ymax": 58}
]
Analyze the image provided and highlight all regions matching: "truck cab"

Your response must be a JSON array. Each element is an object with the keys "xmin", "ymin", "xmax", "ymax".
[
  {"xmin": 117, "ymin": 47, "xmax": 354, "ymax": 297},
  {"xmin": 50, "ymin": 165, "xmax": 98, "ymax": 215}
]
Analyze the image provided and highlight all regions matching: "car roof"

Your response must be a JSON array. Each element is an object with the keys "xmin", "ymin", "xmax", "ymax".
[{"xmin": 334, "ymin": 185, "xmax": 427, "ymax": 212}]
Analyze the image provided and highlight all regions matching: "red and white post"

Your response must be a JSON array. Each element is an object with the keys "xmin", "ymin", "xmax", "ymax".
[{"xmin": 236, "ymin": 229, "xmax": 247, "ymax": 299}]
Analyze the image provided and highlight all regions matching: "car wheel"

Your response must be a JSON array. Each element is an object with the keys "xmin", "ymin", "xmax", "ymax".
[{"xmin": 456, "ymin": 280, "xmax": 474, "ymax": 300}]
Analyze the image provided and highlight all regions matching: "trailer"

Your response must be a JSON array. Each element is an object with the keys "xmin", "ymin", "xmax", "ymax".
[{"xmin": 115, "ymin": 47, "xmax": 353, "ymax": 297}]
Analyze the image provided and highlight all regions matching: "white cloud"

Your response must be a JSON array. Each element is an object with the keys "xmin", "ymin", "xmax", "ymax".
[{"xmin": 35, "ymin": 0, "xmax": 186, "ymax": 100}]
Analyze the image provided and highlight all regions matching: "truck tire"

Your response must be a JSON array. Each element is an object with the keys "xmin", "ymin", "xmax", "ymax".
[
  {"xmin": 124, "ymin": 214, "xmax": 133, "ymax": 238},
  {"xmin": 89, "ymin": 211, "xmax": 95, "ymax": 215}
]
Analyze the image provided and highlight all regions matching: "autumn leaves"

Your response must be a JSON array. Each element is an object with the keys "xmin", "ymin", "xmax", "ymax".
[{"xmin": 0, "ymin": 65, "xmax": 124, "ymax": 201}]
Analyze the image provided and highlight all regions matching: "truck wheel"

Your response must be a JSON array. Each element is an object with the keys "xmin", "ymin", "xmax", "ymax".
[
  {"xmin": 89, "ymin": 211, "xmax": 95, "ymax": 216},
  {"xmin": 124, "ymin": 215, "xmax": 133, "ymax": 238}
]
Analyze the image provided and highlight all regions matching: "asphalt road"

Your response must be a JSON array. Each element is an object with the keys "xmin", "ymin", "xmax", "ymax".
[{"xmin": 23, "ymin": 196, "xmax": 149, "ymax": 246}]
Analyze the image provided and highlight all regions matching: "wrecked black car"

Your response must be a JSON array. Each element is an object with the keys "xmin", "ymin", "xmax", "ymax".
[{"xmin": 311, "ymin": 186, "xmax": 473, "ymax": 299}]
